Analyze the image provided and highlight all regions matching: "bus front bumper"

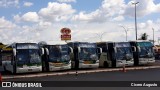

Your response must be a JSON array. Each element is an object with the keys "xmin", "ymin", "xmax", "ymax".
[
  {"xmin": 79, "ymin": 62, "xmax": 99, "ymax": 69},
  {"xmin": 139, "ymin": 58, "xmax": 148, "ymax": 65},
  {"xmin": 139, "ymin": 58, "xmax": 155, "ymax": 65},
  {"xmin": 16, "ymin": 66, "xmax": 42, "ymax": 73},
  {"xmin": 116, "ymin": 60, "xmax": 134, "ymax": 67},
  {"xmin": 125, "ymin": 61, "xmax": 134, "ymax": 66},
  {"xmin": 49, "ymin": 64, "xmax": 71, "ymax": 71},
  {"xmin": 147, "ymin": 58, "xmax": 155, "ymax": 64}
]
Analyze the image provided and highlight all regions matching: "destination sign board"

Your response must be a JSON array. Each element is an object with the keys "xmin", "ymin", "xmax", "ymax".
[{"xmin": 17, "ymin": 44, "xmax": 39, "ymax": 49}]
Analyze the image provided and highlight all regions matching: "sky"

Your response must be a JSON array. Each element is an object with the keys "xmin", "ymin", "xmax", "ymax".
[{"xmin": 0, "ymin": 0, "xmax": 160, "ymax": 44}]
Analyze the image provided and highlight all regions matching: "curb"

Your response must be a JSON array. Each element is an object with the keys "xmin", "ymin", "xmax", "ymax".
[{"xmin": 2, "ymin": 65, "xmax": 160, "ymax": 80}]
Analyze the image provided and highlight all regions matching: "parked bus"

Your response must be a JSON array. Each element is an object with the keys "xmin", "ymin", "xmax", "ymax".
[
  {"xmin": 129, "ymin": 40, "xmax": 155, "ymax": 65},
  {"xmin": 40, "ymin": 41, "xmax": 73, "ymax": 71},
  {"xmin": 97, "ymin": 42, "xmax": 135, "ymax": 67},
  {"xmin": 67, "ymin": 42, "xmax": 102, "ymax": 69},
  {"xmin": 154, "ymin": 45, "xmax": 160, "ymax": 60},
  {"xmin": 0, "ymin": 43, "xmax": 6, "ymax": 66},
  {"xmin": 1, "ymin": 43, "xmax": 44, "ymax": 74}
]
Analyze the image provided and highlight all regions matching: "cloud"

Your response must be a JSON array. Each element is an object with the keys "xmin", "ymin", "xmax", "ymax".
[
  {"xmin": 112, "ymin": 16, "xmax": 125, "ymax": 21},
  {"xmin": 57, "ymin": 0, "xmax": 76, "ymax": 3},
  {"xmin": 23, "ymin": 2, "xmax": 33, "ymax": 7},
  {"xmin": 124, "ymin": 0, "xmax": 160, "ymax": 17},
  {"xmin": 14, "ymin": 2, "xmax": 76, "ymax": 23},
  {"xmin": 0, "ymin": 17, "xmax": 17, "ymax": 30},
  {"xmin": 72, "ymin": 0, "xmax": 160, "ymax": 23},
  {"xmin": 2, "ymin": 0, "xmax": 160, "ymax": 45},
  {"xmin": 22, "ymin": 12, "xmax": 39, "ymax": 22},
  {"xmin": 39, "ymin": 2, "xmax": 76, "ymax": 22},
  {"xmin": 14, "ymin": 12, "xmax": 39, "ymax": 23},
  {"xmin": 72, "ymin": 0, "xmax": 126, "ymax": 23},
  {"xmin": 0, "ymin": 0, "xmax": 19, "ymax": 8},
  {"xmin": 0, "ymin": 17, "xmax": 20, "ymax": 43}
]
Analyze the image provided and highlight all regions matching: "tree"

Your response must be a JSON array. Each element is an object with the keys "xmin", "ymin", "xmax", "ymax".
[{"xmin": 138, "ymin": 33, "xmax": 148, "ymax": 40}]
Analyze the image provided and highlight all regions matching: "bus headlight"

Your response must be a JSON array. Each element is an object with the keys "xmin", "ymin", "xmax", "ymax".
[
  {"xmin": 147, "ymin": 53, "xmax": 153, "ymax": 58},
  {"xmin": 61, "ymin": 55, "xmax": 70, "ymax": 61},
  {"xmin": 125, "ymin": 54, "xmax": 132, "ymax": 60},
  {"xmin": 90, "ymin": 54, "xmax": 98, "ymax": 60}
]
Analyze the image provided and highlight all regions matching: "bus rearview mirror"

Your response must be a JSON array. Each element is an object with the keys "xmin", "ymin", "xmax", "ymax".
[
  {"xmin": 114, "ymin": 47, "xmax": 117, "ymax": 53},
  {"xmin": 138, "ymin": 46, "xmax": 141, "ymax": 52},
  {"xmin": 132, "ymin": 46, "xmax": 136, "ymax": 52},
  {"xmin": 69, "ymin": 47, "xmax": 73, "ymax": 53},
  {"xmin": 45, "ymin": 48, "xmax": 49, "ymax": 55},
  {"xmin": 97, "ymin": 47, "xmax": 102, "ymax": 54},
  {"xmin": 41, "ymin": 48, "xmax": 44, "ymax": 55},
  {"xmin": 78, "ymin": 47, "xmax": 81, "ymax": 53},
  {"xmin": 13, "ymin": 48, "xmax": 16, "ymax": 56}
]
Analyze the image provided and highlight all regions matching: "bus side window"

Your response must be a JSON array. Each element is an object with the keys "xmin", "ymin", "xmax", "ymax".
[
  {"xmin": 0, "ymin": 56, "xmax": 2, "ymax": 66},
  {"xmin": 75, "ymin": 48, "xmax": 78, "ymax": 61},
  {"xmin": 11, "ymin": 54, "xmax": 14, "ymax": 65}
]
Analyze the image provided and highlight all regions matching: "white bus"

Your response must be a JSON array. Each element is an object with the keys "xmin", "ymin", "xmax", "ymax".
[
  {"xmin": 40, "ymin": 41, "xmax": 73, "ymax": 71},
  {"xmin": 130, "ymin": 40, "xmax": 155, "ymax": 65},
  {"xmin": 1, "ymin": 43, "xmax": 44, "ymax": 74},
  {"xmin": 97, "ymin": 42, "xmax": 135, "ymax": 67},
  {"xmin": 67, "ymin": 42, "xmax": 102, "ymax": 69}
]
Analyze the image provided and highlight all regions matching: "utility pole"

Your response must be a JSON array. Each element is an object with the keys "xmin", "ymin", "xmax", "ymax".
[
  {"xmin": 95, "ymin": 32, "xmax": 107, "ymax": 42},
  {"xmin": 132, "ymin": 2, "xmax": 139, "ymax": 40},
  {"xmin": 152, "ymin": 28, "xmax": 155, "ymax": 45},
  {"xmin": 120, "ymin": 26, "xmax": 128, "ymax": 41}
]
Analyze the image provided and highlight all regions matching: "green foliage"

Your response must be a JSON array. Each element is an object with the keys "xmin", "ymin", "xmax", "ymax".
[{"xmin": 138, "ymin": 33, "xmax": 148, "ymax": 40}]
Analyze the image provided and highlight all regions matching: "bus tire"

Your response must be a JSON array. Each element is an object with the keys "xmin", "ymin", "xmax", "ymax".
[
  {"xmin": 112, "ymin": 60, "xmax": 116, "ymax": 68},
  {"xmin": 12, "ymin": 65, "xmax": 17, "ymax": 75},
  {"xmin": 103, "ymin": 61, "xmax": 108, "ymax": 68},
  {"xmin": 3, "ymin": 66, "xmax": 6, "ymax": 72}
]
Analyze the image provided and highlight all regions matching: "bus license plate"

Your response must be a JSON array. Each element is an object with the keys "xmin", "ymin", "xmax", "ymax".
[
  {"xmin": 60, "ymin": 67, "xmax": 64, "ymax": 70},
  {"xmin": 28, "ymin": 69, "xmax": 32, "ymax": 71},
  {"xmin": 84, "ymin": 61, "xmax": 90, "ymax": 64}
]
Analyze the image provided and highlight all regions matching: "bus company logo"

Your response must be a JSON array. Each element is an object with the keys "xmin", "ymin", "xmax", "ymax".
[
  {"xmin": 2, "ymin": 82, "xmax": 11, "ymax": 87},
  {"xmin": 60, "ymin": 27, "xmax": 71, "ymax": 40},
  {"xmin": 61, "ymin": 28, "xmax": 71, "ymax": 35}
]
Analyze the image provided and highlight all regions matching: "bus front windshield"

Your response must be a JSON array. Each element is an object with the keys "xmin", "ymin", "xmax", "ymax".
[
  {"xmin": 49, "ymin": 45, "xmax": 70, "ymax": 62},
  {"xmin": 79, "ymin": 47, "xmax": 97, "ymax": 60},
  {"xmin": 16, "ymin": 49, "xmax": 41, "ymax": 65},
  {"xmin": 137, "ymin": 42, "xmax": 154, "ymax": 58},
  {"xmin": 116, "ymin": 47, "xmax": 133, "ymax": 60}
]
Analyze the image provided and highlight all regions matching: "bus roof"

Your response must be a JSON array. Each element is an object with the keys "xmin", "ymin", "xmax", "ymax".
[
  {"xmin": 97, "ymin": 41, "xmax": 129, "ymax": 44},
  {"xmin": 67, "ymin": 41, "xmax": 95, "ymax": 44},
  {"xmin": 46, "ymin": 41, "xmax": 67, "ymax": 45},
  {"xmin": 129, "ymin": 40, "xmax": 151, "ymax": 42}
]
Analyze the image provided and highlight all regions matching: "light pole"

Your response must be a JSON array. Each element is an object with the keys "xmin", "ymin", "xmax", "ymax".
[
  {"xmin": 152, "ymin": 28, "xmax": 155, "ymax": 45},
  {"xmin": 120, "ymin": 26, "xmax": 128, "ymax": 41},
  {"xmin": 132, "ymin": 2, "xmax": 139, "ymax": 40},
  {"xmin": 95, "ymin": 32, "xmax": 107, "ymax": 42}
]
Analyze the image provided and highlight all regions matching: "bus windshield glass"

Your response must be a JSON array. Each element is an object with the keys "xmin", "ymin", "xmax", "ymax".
[
  {"xmin": 116, "ymin": 47, "xmax": 132, "ymax": 60},
  {"xmin": 16, "ymin": 44, "xmax": 41, "ymax": 65},
  {"xmin": 80, "ymin": 47, "xmax": 97, "ymax": 60},
  {"xmin": 48, "ymin": 45, "xmax": 70, "ymax": 62},
  {"xmin": 137, "ymin": 42, "xmax": 154, "ymax": 57},
  {"xmin": 16, "ymin": 49, "xmax": 41, "ymax": 65},
  {"xmin": 115, "ymin": 43, "xmax": 133, "ymax": 60}
]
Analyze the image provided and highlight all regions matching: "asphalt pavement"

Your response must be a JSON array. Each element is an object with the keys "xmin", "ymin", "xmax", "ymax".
[{"xmin": 3, "ymin": 68, "xmax": 160, "ymax": 81}]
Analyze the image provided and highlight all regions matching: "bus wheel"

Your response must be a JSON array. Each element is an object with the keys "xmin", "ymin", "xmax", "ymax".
[
  {"xmin": 103, "ymin": 61, "xmax": 108, "ymax": 68},
  {"xmin": 12, "ymin": 70, "xmax": 17, "ymax": 75},
  {"xmin": 3, "ymin": 66, "xmax": 6, "ymax": 72},
  {"xmin": 12, "ymin": 65, "xmax": 17, "ymax": 75}
]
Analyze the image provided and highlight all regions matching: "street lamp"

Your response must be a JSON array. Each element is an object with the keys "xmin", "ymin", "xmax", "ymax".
[
  {"xmin": 152, "ymin": 28, "xmax": 155, "ymax": 45},
  {"xmin": 95, "ymin": 32, "xmax": 107, "ymax": 42},
  {"xmin": 132, "ymin": 2, "xmax": 139, "ymax": 40},
  {"xmin": 120, "ymin": 26, "xmax": 128, "ymax": 41}
]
